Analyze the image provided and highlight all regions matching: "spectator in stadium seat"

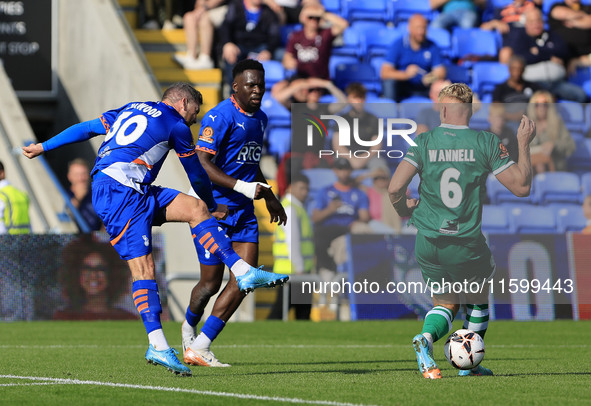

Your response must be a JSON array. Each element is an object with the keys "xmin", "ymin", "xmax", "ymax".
[
  {"xmin": 380, "ymin": 14, "xmax": 446, "ymax": 102},
  {"xmin": 66, "ymin": 158, "xmax": 103, "ymax": 232},
  {"xmin": 53, "ymin": 235, "xmax": 137, "ymax": 321},
  {"xmin": 218, "ymin": 0, "xmax": 281, "ymax": 87},
  {"xmin": 331, "ymin": 82, "xmax": 382, "ymax": 170},
  {"xmin": 0, "ymin": 160, "xmax": 30, "ymax": 235},
  {"xmin": 429, "ymin": 0, "xmax": 486, "ymax": 31},
  {"xmin": 357, "ymin": 164, "xmax": 403, "ymax": 234},
  {"xmin": 492, "ymin": 55, "xmax": 541, "ymax": 121},
  {"xmin": 272, "ymin": 76, "xmax": 346, "ymax": 198},
  {"xmin": 480, "ymin": 0, "xmax": 539, "ymax": 35},
  {"xmin": 487, "ymin": 103, "xmax": 519, "ymax": 162},
  {"xmin": 548, "ymin": 0, "xmax": 591, "ymax": 74},
  {"xmin": 526, "ymin": 90, "xmax": 575, "ymax": 173},
  {"xmin": 499, "ymin": 7, "xmax": 588, "ymax": 102},
  {"xmin": 173, "ymin": 0, "xmax": 228, "ymax": 70},
  {"xmin": 311, "ymin": 158, "xmax": 370, "ymax": 273},
  {"xmin": 280, "ymin": 2, "xmax": 348, "ymax": 80},
  {"xmin": 582, "ymin": 194, "xmax": 591, "ymax": 234}
]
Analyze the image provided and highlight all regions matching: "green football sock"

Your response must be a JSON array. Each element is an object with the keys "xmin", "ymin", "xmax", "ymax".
[
  {"xmin": 421, "ymin": 305, "xmax": 454, "ymax": 342},
  {"xmin": 463, "ymin": 304, "xmax": 489, "ymax": 339}
]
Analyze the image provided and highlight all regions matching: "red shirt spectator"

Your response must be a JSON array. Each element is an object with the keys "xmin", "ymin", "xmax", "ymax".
[{"xmin": 286, "ymin": 28, "xmax": 334, "ymax": 79}]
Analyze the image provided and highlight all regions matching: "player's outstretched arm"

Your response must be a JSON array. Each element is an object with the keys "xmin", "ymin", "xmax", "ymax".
[
  {"xmin": 22, "ymin": 118, "xmax": 106, "ymax": 159},
  {"xmin": 388, "ymin": 160, "xmax": 419, "ymax": 218},
  {"xmin": 496, "ymin": 115, "xmax": 536, "ymax": 197}
]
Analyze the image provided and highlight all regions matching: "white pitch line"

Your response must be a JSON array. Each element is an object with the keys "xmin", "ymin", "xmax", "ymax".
[
  {"xmin": 0, "ymin": 375, "xmax": 377, "ymax": 406},
  {"xmin": 0, "ymin": 344, "xmax": 587, "ymax": 349}
]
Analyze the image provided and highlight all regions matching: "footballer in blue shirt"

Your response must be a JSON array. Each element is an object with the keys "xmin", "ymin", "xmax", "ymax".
[
  {"xmin": 22, "ymin": 82, "xmax": 288, "ymax": 376},
  {"xmin": 181, "ymin": 59, "xmax": 288, "ymax": 367}
]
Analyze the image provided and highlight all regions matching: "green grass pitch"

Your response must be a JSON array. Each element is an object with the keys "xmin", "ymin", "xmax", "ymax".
[{"xmin": 1, "ymin": 320, "xmax": 590, "ymax": 405}]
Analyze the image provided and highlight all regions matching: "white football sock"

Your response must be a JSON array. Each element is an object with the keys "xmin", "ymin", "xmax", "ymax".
[
  {"xmin": 191, "ymin": 332, "xmax": 212, "ymax": 351},
  {"xmin": 148, "ymin": 329, "xmax": 170, "ymax": 351},
  {"xmin": 230, "ymin": 259, "xmax": 250, "ymax": 277},
  {"xmin": 182, "ymin": 320, "xmax": 196, "ymax": 336}
]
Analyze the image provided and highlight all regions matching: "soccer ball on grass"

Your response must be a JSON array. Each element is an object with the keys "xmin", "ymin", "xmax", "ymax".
[{"xmin": 444, "ymin": 329, "xmax": 485, "ymax": 370}]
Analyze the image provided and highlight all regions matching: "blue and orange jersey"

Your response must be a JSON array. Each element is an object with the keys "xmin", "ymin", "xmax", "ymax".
[
  {"xmin": 93, "ymin": 101, "xmax": 196, "ymax": 192},
  {"xmin": 196, "ymin": 96, "xmax": 268, "ymax": 208}
]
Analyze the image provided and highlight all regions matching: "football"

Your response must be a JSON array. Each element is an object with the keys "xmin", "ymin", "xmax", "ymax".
[{"xmin": 444, "ymin": 329, "xmax": 485, "ymax": 370}]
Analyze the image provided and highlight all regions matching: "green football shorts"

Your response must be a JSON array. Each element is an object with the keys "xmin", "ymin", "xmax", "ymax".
[{"xmin": 414, "ymin": 231, "xmax": 496, "ymax": 289}]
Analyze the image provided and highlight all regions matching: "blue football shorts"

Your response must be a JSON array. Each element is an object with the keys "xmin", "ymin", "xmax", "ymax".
[
  {"xmin": 196, "ymin": 204, "xmax": 259, "ymax": 265},
  {"xmin": 92, "ymin": 175, "xmax": 180, "ymax": 260}
]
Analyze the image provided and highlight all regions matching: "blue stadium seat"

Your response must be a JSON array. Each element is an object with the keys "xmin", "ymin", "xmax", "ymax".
[
  {"xmin": 534, "ymin": 172, "xmax": 582, "ymax": 205},
  {"xmin": 364, "ymin": 26, "xmax": 400, "ymax": 61},
  {"xmin": 553, "ymin": 204, "xmax": 586, "ymax": 233},
  {"xmin": 261, "ymin": 60, "xmax": 286, "ymax": 91},
  {"xmin": 329, "ymin": 55, "xmax": 359, "ymax": 80},
  {"xmin": 557, "ymin": 101, "xmax": 587, "ymax": 135},
  {"xmin": 487, "ymin": 173, "xmax": 536, "ymax": 205},
  {"xmin": 332, "ymin": 28, "xmax": 364, "ymax": 58},
  {"xmin": 569, "ymin": 66, "xmax": 591, "ymax": 86},
  {"xmin": 322, "ymin": 0, "xmax": 347, "ymax": 17},
  {"xmin": 364, "ymin": 98, "xmax": 397, "ymax": 119},
  {"xmin": 398, "ymin": 96, "xmax": 432, "ymax": 121},
  {"xmin": 350, "ymin": 20, "xmax": 387, "ymax": 36},
  {"xmin": 444, "ymin": 63, "xmax": 471, "ymax": 84},
  {"xmin": 391, "ymin": 0, "xmax": 436, "ymax": 24},
  {"xmin": 426, "ymin": 27, "xmax": 452, "ymax": 59},
  {"xmin": 302, "ymin": 168, "xmax": 337, "ymax": 194},
  {"xmin": 261, "ymin": 94, "xmax": 291, "ymax": 129},
  {"xmin": 471, "ymin": 62, "xmax": 509, "ymax": 100},
  {"xmin": 567, "ymin": 138, "xmax": 591, "ymax": 174},
  {"xmin": 333, "ymin": 62, "xmax": 381, "ymax": 95},
  {"xmin": 280, "ymin": 23, "xmax": 301, "ymax": 46},
  {"xmin": 508, "ymin": 205, "xmax": 558, "ymax": 234},
  {"xmin": 452, "ymin": 28, "xmax": 499, "ymax": 61},
  {"xmin": 490, "ymin": 0, "xmax": 513, "ymax": 8},
  {"xmin": 369, "ymin": 57, "xmax": 386, "ymax": 81},
  {"xmin": 345, "ymin": 0, "xmax": 390, "ymax": 23},
  {"xmin": 469, "ymin": 102, "xmax": 490, "ymax": 130},
  {"xmin": 482, "ymin": 205, "xmax": 513, "ymax": 234},
  {"xmin": 542, "ymin": 0, "xmax": 563, "ymax": 16},
  {"xmin": 266, "ymin": 127, "xmax": 292, "ymax": 161},
  {"xmin": 582, "ymin": 172, "xmax": 591, "ymax": 196}
]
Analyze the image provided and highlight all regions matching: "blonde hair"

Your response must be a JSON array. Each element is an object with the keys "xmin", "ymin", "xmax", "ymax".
[
  {"xmin": 526, "ymin": 90, "xmax": 571, "ymax": 148},
  {"xmin": 438, "ymin": 83, "xmax": 473, "ymax": 104},
  {"xmin": 526, "ymin": 90, "xmax": 561, "ymax": 137}
]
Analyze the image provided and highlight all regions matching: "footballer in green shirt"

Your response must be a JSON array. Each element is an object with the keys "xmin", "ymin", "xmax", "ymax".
[{"xmin": 389, "ymin": 83, "xmax": 536, "ymax": 379}]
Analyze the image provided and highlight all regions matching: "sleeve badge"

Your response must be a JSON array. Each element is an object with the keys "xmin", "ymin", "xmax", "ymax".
[{"xmin": 199, "ymin": 126, "xmax": 214, "ymax": 144}]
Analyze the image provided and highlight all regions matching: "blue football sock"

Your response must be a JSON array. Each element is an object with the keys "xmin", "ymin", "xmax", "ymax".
[
  {"xmin": 185, "ymin": 306, "xmax": 203, "ymax": 327},
  {"xmin": 191, "ymin": 218, "xmax": 241, "ymax": 268},
  {"xmin": 201, "ymin": 315, "xmax": 226, "ymax": 341},
  {"xmin": 132, "ymin": 280, "xmax": 162, "ymax": 334}
]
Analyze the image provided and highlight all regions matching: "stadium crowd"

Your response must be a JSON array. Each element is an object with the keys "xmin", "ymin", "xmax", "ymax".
[{"xmin": 142, "ymin": 0, "xmax": 591, "ymax": 268}]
